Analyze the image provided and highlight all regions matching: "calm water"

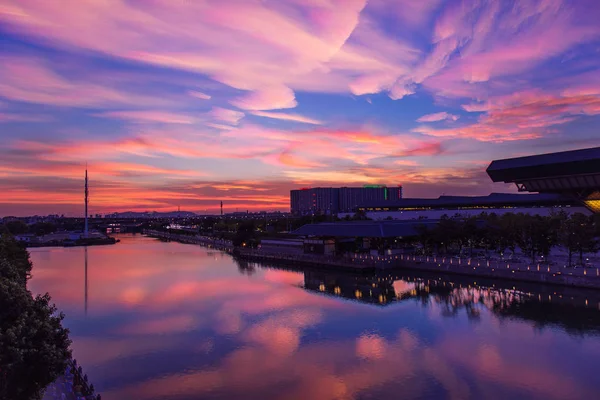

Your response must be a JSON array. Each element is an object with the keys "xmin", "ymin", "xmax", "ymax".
[{"xmin": 28, "ymin": 234, "xmax": 600, "ymax": 400}]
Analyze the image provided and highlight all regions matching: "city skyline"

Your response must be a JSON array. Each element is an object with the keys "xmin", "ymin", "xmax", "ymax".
[{"xmin": 1, "ymin": 0, "xmax": 600, "ymax": 216}]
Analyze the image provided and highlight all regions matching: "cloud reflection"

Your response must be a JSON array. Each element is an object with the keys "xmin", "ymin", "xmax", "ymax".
[{"xmin": 27, "ymin": 236, "xmax": 600, "ymax": 400}]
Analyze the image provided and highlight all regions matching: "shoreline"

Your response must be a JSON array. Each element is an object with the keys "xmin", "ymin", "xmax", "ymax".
[
  {"xmin": 143, "ymin": 231, "xmax": 600, "ymax": 291},
  {"xmin": 24, "ymin": 237, "xmax": 118, "ymax": 248},
  {"xmin": 236, "ymin": 250, "xmax": 600, "ymax": 290}
]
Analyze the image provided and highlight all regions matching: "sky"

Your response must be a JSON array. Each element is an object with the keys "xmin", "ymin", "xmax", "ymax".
[{"xmin": 0, "ymin": 0, "xmax": 599, "ymax": 216}]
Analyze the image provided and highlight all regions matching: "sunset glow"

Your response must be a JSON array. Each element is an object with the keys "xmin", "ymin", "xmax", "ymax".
[{"xmin": 1, "ymin": 0, "xmax": 599, "ymax": 215}]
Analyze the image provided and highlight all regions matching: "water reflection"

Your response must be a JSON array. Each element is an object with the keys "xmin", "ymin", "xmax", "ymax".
[
  {"xmin": 250, "ymin": 260, "xmax": 600, "ymax": 336},
  {"xmin": 28, "ymin": 235, "xmax": 600, "ymax": 400},
  {"xmin": 84, "ymin": 246, "xmax": 88, "ymax": 315}
]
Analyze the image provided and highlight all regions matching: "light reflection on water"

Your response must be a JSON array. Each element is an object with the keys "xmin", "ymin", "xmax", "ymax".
[{"xmin": 28, "ymin": 234, "xmax": 600, "ymax": 400}]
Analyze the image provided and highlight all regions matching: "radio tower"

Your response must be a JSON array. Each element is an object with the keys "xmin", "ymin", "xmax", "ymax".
[{"xmin": 84, "ymin": 167, "xmax": 89, "ymax": 238}]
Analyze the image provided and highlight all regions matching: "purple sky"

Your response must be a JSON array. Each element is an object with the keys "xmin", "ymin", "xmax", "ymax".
[{"xmin": 1, "ymin": 0, "xmax": 599, "ymax": 215}]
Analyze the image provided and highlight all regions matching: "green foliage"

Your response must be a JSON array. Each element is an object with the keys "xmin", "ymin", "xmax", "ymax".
[
  {"xmin": 411, "ymin": 212, "xmax": 598, "ymax": 263},
  {"xmin": 233, "ymin": 220, "xmax": 257, "ymax": 247},
  {"xmin": 0, "ymin": 234, "xmax": 32, "ymax": 285},
  {"xmin": 29, "ymin": 222, "xmax": 58, "ymax": 236},
  {"xmin": 0, "ymin": 235, "xmax": 72, "ymax": 400},
  {"xmin": 4, "ymin": 220, "xmax": 28, "ymax": 235},
  {"xmin": 558, "ymin": 212, "xmax": 599, "ymax": 265}
]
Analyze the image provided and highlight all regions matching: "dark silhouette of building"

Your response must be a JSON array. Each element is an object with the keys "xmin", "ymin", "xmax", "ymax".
[
  {"xmin": 290, "ymin": 185, "xmax": 403, "ymax": 215},
  {"xmin": 487, "ymin": 146, "xmax": 600, "ymax": 213}
]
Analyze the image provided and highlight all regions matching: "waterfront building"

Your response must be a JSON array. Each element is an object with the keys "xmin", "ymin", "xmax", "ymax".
[
  {"xmin": 290, "ymin": 185, "xmax": 403, "ymax": 215},
  {"xmin": 259, "ymin": 238, "xmax": 304, "ymax": 255},
  {"xmin": 487, "ymin": 146, "xmax": 600, "ymax": 213},
  {"xmin": 339, "ymin": 147, "xmax": 600, "ymax": 220},
  {"xmin": 290, "ymin": 187, "xmax": 340, "ymax": 215},
  {"xmin": 338, "ymin": 185, "xmax": 402, "ymax": 213},
  {"xmin": 346, "ymin": 193, "xmax": 589, "ymax": 220}
]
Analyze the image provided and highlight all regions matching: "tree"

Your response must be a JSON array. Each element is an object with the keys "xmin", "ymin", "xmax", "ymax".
[
  {"xmin": 570, "ymin": 213, "xmax": 599, "ymax": 265},
  {"xmin": 0, "ymin": 234, "xmax": 32, "ymax": 286},
  {"xmin": 415, "ymin": 224, "xmax": 435, "ymax": 255},
  {"xmin": 233, "ymin": 220, "xmax": 257, "ymax": 247},
  {"xmin": 29, "ymin": 222, "xmax": 58, "ymax": 236},
  {"xmin": 558, "ymin": 212, "xmax": 577, "ymax": 267},
  {"xmin": 4, "ymin": 220, "xmax": 28, "ymax": 235},
  {"xmin": 0, "ymin": 276, "xmax": 72, "ymax": 400},
  {"xmin": 498, "ymin": 213, "xmax": 520, "ymax": 259},
  {"xmin": 478, "ymin": 213, "xmax": 501, "ymax": 259},
  {"xmin": 459, "ymin": 217, "xmax": 480, "ymax": 257},
  {"xmin": 433, "ymin": 215, "xmax": 460, "ymax": 255},
  {"xmin": 0, "ymin": 235, "xmax": 72, "ymax": 400}
]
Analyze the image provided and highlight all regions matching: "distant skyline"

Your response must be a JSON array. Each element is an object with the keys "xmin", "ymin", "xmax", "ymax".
[{"xmin": 1, "ymin": 0, "xmax": 599, "ymax": 216}]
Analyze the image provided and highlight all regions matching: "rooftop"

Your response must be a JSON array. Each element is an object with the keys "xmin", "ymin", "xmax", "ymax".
[
  {"xmin": 486, "ymin": 147, "xmax": 600, "ymax": 185},
  {"xmin": 359, "ymin": 192, "xmax": 575, "ymax": 209}
]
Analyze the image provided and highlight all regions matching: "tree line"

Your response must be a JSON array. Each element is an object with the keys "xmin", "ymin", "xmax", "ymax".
[
  {"xmin": 414, "ymin": 212, "xmax": 600, "ymax": 266},
  {"xmin": 0, "ymin": 230, "xmax": 72, "ymax": 399}
]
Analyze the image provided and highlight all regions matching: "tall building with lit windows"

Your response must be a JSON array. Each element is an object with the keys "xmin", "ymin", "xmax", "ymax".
[
  {"xmin": 290, "ymin": 185, "xmax": 403, "ymax": 215},
  {"xmin": 339, "ymin": 186, "xmax": 403, "ymax": 213}
]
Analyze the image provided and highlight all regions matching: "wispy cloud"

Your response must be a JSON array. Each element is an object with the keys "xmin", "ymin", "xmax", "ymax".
[
  {"xmin": 209, "ymin": 107, "xmax": 245, "ymax": 126},
  {"xmin": 188, "ymin": 91, "xmax": 211, "ymax": 100},
  {"xmin": 250, "ymin": 111, "xmax": 322, "ymax": 125},
  {"xmin": 416, "ymin": 112, "xmax": 459, "ymax": 122},
  {"xmin": 94, "ymin": 111, "xmax": 198, "ymax": 124}
]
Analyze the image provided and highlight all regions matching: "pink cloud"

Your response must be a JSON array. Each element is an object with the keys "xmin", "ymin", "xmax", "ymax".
[
  {"xmin": 271, "ymin": 147, "xmax": 327, "ymax": 169},
  {"xmin": 230, "ymin": 86, "xmax": 297, "ymax": 111},
  {"xmin": 414, "ymin": 89, "xmax": 600, "ymax": 142},
  {"xmin": 421, "ymin": 0, "xmax": 600, "ymax": 99},
  {"xmin": 188, "ymin": 90, "xmax": 211, "ymax": 100},
  {"xmin": 0, "ymin": 112, "xmax": 52, "ymax": 122},
  {"xmin": 0, "ymin": 0, "xmax": 419, "ymax": 106},
  {"xmin": 209, "ymin": 107, "xmax": 245, "ymax": 125},
  {"xmin": 1, "ymin": 0, "xmax": 598, "ymax": 112},
  {"xmin": 0, "ymin": 55, "xmax": 174, "ymax": 108},
  {"xmin": 461, "ymin": 102, "xmax": 489, "ymax": 112},
  {"xmin": 416, "ymin": 112, "xmax": 459, "ymax": 122},
  {"xmin": 250, "ymin": 110, "xmax": 323, "ymax": 125},
  {"xmin": 95, "ymin": 111, "xmax": 198, "ymax": 124}
]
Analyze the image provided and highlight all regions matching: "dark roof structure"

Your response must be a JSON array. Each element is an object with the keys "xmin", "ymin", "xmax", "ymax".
[
  {"xmin": 292, "ymin": 220, "xmax": 438, "ymax": 238},
  {"xmin": 486, "ymin": 147, "xmax": 600, "ymax": 193},
  {"xmin": 359, "ymin": 193, "xmax": 577, "ymax": 210}
]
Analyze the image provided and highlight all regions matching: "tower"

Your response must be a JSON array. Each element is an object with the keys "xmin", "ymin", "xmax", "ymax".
[
  {"xmin": 84, "ymin": 168, "xmax": 89, "ymax": 238},
  {"xmin": 220, "ymin": 201, "xmax": 223, "ymax": 216}
]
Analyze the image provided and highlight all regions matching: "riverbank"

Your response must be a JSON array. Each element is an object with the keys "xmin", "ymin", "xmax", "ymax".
[
  {"xmin": 142, "ymin": 231, "xmax": 600, "ymax": 290},
  {"xmin": 234, "ymin": 250, "xmax": 600, "ymax": 290},
  {"xmin": 144, "ymin": 230, "xmax": 234, "ymax": 251},
  {"xmin": 26, "ymin": 237, "xmax": 118, "ymax": 248}
]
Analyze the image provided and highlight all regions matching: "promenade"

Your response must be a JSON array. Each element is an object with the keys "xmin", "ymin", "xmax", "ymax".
[
  {"xmin": 142, "ymin": 230, "xmax": 600, "ymax": 290},
  {"xmin": 237, "ymin": 250, "xmax": 600, "ymax": 290}
]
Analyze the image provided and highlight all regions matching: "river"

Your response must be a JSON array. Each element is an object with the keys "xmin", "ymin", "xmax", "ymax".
[{"xmin": 28, "ymin": 234, "xmax": 600, "ymax": 399}]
